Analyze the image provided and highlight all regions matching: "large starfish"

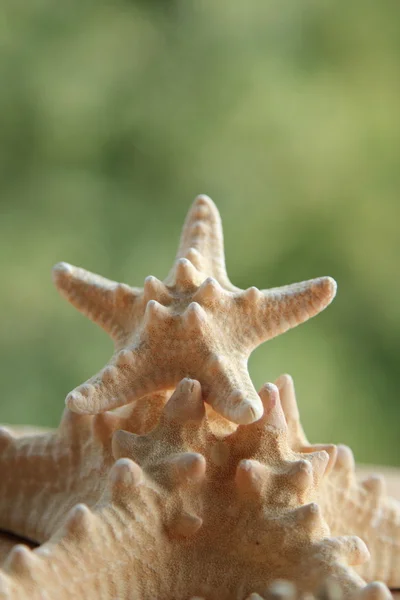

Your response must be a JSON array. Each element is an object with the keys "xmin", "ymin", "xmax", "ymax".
[
  {"xmin": 0, "ymin": 375, "xmax": 398, "ymax": 593},
  {"xmin": 53, "ymin": 195, "xmax": 336, "ymax": 424},
  {"xmin": 0, "ymin": 380, "xmax": 391, "ymax": 599}
]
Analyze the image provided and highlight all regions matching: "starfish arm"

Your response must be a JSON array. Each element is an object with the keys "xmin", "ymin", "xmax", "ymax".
[
  {"xmin": 0, "ymin": 414, "xmax": 112, "ymax": 543},
  {"xmin": 0, "ymin": 393, "xmax": 167, "ymax": 545},
  {"xmin": 52, "ymin": 262, "xmax": 141, "ymax": 341},
  {"xmin": 0, "ymin": 462, "xmax": 148, "ymax": 599},
  {"xmin": 202, "ymin": 356, "xmax": 264, "ymax": 425},
  {"xmin": 320, "ymin": 444, "xmax": 400, "ymax": 587},
  {"xmin": 247, "ymin": 276, "xmax": 337, "ymax": 343},
  {"xmin": 0, "ymin": 532, "xmax": 36, "ymax": 563},
  {"xmin": 166, "ymin": 195, "xmax": 236, "ymax": 290},
  {"xmin": 65, "ymin": 347, "xmax": 158, "ymax": 414},
  {"xmin": 274, "ymin": 373, "xmax": 308, "ymax": 448},
  {"xmin": 276, "ymin": 375, "xmax": 400, "ymax": 587}
]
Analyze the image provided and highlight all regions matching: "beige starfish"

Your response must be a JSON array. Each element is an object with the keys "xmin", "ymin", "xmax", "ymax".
[
  {"xmin": 53, "ymin": 195, "xmax": 336, "ymax": 424},
  {"xmin": 0, "ymin": 194, "xmax": 396, "ymax": 599},
  {"xmin": 1, "ymin": 375, "xmax": 398, "ymax": 591},
  {"xmin": 0, "ymin": 380, "xmax": 391, "ymax": 599}
]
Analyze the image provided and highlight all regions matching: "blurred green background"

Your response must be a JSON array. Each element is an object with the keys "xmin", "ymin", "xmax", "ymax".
[{"xmin": 0, "ymin": 0, "xmax": 399, "ymax": 465}]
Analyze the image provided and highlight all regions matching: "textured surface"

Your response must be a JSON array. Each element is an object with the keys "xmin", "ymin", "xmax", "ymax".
[
  {"xmin": 0, "ymin": 380, "xmax": 392, "ymax": 599},
  {"xmin": 0, "ymin": 394, "xmax": 167, "ymax": 543},
  {"xmin": 53, "ymin": 195, "xmax": 336, "ymax": 424},
  {"xmin": 0, "ymin": 195, "xmax": 397, "ymax": 599},
  {"xmin": 357, "ymin": 467, "xmax": 400, "ymax": 500},
  {"xmin": 273, "ymin": 375, "xmax": 400, "ymax": 588},
  {"xmin": 1, "ymin": 378, "xmax": 398, "ymax": 590},
  {"xmin": 0, "ymin": 534, "xmax": 35, "ymax": 563}
]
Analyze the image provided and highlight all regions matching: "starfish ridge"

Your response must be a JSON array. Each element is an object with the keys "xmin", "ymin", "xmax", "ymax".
[{"xmin": 53, "ymin": 195, "xmax": 336, "ymax": 424}]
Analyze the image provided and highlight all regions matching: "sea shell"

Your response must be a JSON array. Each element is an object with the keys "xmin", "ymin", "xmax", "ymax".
[{"xmin": 0, "ymin": 380, "xmax": 391, "ymax": 599}]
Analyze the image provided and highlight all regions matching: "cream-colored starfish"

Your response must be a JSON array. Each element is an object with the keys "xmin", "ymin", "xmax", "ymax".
[
  {"xmin": 53, "ymin": 195, "xmax": 336, "ymax": 424},
  {"xmin": 0, "ymin": 195, "xmax": 397, "ymax": 599},
  {"xmin": 1, "ymin": 374, "xmax": 398, "ymax": 591},
  {"xmin": 0, "ymin": 380, "xmax": 391, "ymax": 600}
]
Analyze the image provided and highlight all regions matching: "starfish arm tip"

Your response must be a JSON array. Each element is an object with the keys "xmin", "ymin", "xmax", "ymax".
[
  {"xmin": 52, "ymin": 261, "xmax": 74, "ymax": 284},
  {"xmin": 225, "ymin": 393, "xmax": 264, "ymax": 425},
  {"xmin": 258, "ymin": 383, "xmax": 288, "ymax": 429},
  {"xmin": 319, "ymin": 275, "xmax": 338, "ymax": 303},
  {"xmin": 110, "ymin": 458, "xmax": 143, "ymax": 488},
  {"xmin": 65, "ymin": 390, "xmax": 89, "ymax": 414},
  {"xmin": 193, "ymin": 193, "xmax": 214, "ymax": 204},
  {"xmin": 358, "ymin": 582, "xmax": 393, "ymax": 600},
  {"xmin": 275, "ymin": 373, "xmax": 294, "ymax": 390}
]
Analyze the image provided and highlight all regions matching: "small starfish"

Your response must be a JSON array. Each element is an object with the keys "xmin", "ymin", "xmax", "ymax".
[{"xmin": 53, "ymin": 195, "xmax": 336, "ymax": 424}]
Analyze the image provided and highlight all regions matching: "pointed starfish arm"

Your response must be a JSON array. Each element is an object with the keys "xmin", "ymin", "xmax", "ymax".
[
  {"xmin": 203, "ymin": 358, "xmax": 264, "ymax": 425},
  {"xmin": 321, "ymin": 443, "xmax": 400, "ymax": 588},
  {"xmin": 0, "ymin": 465, "xmax": 147, "ymax": 599},
  {"xmin": 275, "ymin": 373, "xmax": 309, "ymax": 449},
  {"xmin": 166, "ymin": 195, "xmax": 236, "ymax": 290},
  {"xmin": 65, "ymin": 347, "xmax": 158, "ymax": 414},
  {"xmin": 252, "ymin": 276, "xmax": 337, "ymax": 342},
  {"xmin": 52, "ymin": 262, "xmax": 140, "ymax": 340},
  {"xmin": 0, "ymin": 414, "xmax": 112, "ymax": 543}
]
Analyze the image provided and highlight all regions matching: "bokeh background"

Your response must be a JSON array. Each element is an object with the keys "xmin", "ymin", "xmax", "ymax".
[{"xmin": 1, "ymin": 1, "xmax": 399, "ymax": 465}]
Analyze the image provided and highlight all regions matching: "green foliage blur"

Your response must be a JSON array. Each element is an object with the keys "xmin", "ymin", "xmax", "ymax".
[{"xmin": 0, "ymin": 0, "xmax": 399, "ymax": 465}]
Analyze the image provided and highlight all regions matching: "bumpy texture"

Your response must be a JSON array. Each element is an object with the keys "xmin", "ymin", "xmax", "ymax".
[
  {"xmin": 273, "ymin": 375, "xmax": 400, "ymax": 588},
  {"xmin": 0, "ymin": 380, "xmax": 393, "ymax": 599},
  {"xmin": 0, "ymin": 195, "xmax": 397, "ymax": 599},
  {"xmin": 0, "ymin": 375, "xmax": 397, "ymax": 598},
  {"xmin": 0, "ymin": 393, "xmax": 167, "ymax": 543},
  {"xmin": 52, "ymin": 194, "xmax": 336, "ymax": 424}
]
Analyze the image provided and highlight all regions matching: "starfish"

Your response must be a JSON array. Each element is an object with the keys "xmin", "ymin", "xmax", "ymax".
[
  {"xmin": 0, "ymin": 194, "xmax": 396, "ymax": 598},
  {"xmin": 0, "ymin": 380, "xmax": 391, "ymax": 600},
  {"xmin": 0, "ymin": 375, "xmax": 398, "ymax": 592},
  {"xmin": 52, "ymin": 195, "xmax": 337, "ymax": 425}
]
